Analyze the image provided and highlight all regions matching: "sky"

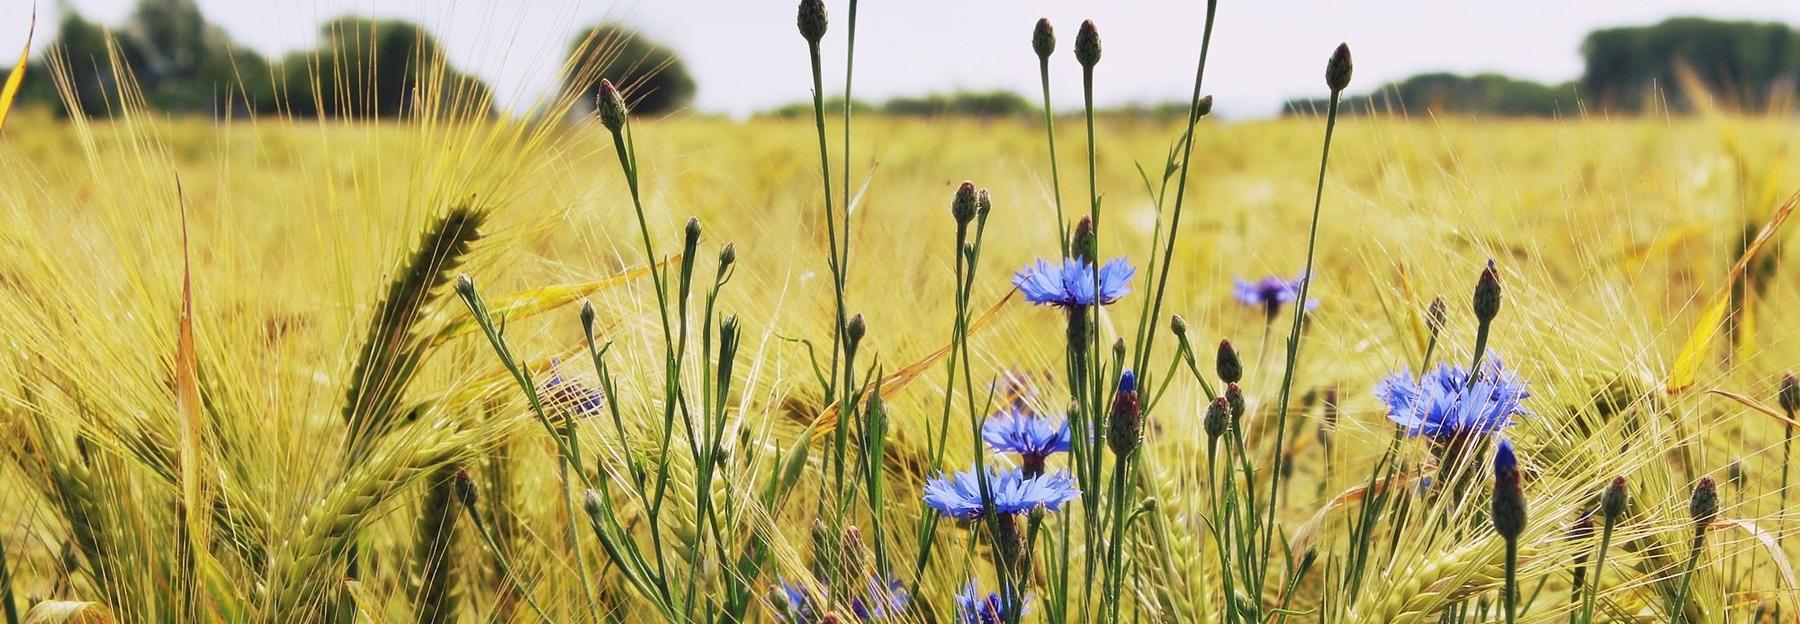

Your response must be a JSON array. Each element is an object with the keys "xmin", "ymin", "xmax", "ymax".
[{"xmin": 3, "ymin": 0, "xmax": 1800, "ymax": 119}]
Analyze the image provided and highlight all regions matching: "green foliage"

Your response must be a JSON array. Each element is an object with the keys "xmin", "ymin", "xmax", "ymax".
[
  {"xmin": 1582, "ymin": 17, "xmax": 1800, "ymax": 112},
  {"xmin": 9, "ymin": 2, "xmax": 492, "ymax": 119},
  {"xmin": 278, "ymin": 17, "xmax": 494, "ymax": 119},
  {"xmin": 759, "ymin": 90, "xmax": 1036, "ymax": 119},
  {"xmin": 1286, "ymin": 73, "xmax": 1582, "ymax": 118},
  {"xmin": 564, "ymin": 23, "xmax": 696, "ymax": 117}
]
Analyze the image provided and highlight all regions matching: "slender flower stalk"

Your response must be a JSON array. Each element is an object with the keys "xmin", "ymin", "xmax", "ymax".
[
  {"xmin": 1469, "ymin": 260, "xmax": 1502, "ymax": 389},
  {"xmin": 1780, "ymin": 373, "xmax": 1798, "ymax": 548},
  {"xmin": 1579, "ymin": 477, "xmax": 1627, "ymax": 624},
  {"xmin": 1670, "ymin": 477, "xmax": 1719, "ymax": 624},
  {"xmin": 1492, "ymin": 440, "xmax": 1525, "ymax": 624},
  {"xmin": 1031, "ymin": 18, "xmax": 1068, "ymax": 256}
]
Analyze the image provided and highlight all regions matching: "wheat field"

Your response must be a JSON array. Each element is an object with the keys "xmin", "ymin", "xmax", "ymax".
[{"xmin": 2, "ymin": 10, "xmax": 1800, "ymax": 623}]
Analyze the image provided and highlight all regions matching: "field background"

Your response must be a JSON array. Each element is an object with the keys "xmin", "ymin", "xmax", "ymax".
[{"xmin": 3, "ymin": 104, "xmax": 1800, "ymax": 620}]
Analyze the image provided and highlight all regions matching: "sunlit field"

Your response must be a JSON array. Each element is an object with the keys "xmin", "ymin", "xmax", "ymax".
[{"xmin": 3, "ymin": 11, "xmax": 1800, "ymax": 623}]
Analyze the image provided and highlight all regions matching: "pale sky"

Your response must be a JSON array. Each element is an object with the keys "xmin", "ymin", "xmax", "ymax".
[{"xmin": 3, "ymin": 1, "xmax": 1799, "ymax": 118}]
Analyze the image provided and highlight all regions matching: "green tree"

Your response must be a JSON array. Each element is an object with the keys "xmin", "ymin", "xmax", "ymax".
[
  {"xmin": 563, "ymin": 23, "xmax": 695, "ymax": 117},
  {"xmin": 276, "ymin": 17, "xmax": 493, "ymax": 119},
  {"xmin": 1581, "ymin": 17, "xmax": 1800, "ymax": 111}
]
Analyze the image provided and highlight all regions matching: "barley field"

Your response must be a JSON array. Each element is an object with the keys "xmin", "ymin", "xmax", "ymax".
[{"xmin": 2, "ymin": 7, "xmax": 1800, "ymax": 624}]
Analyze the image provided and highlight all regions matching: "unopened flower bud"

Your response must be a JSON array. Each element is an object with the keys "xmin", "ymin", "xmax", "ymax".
[
  {"xmin": 1032, "ymin": 18, "xmax": 1055, "ymax": 59},
  {"xmin": 718, "ymin": 243, "xmax": 737, "ymax": 273},
  {"xmin": 1689, "ymin": 477, "xmax": 1719, "ymax": 533},
  {"xmin": 1074, "ymin": 20, "xmax": 1101, "ymax": 68},
  {"xmin": 454, "ymin": 274, "xmax": 475, "ymax": 298},
  {"xmin": 1325, "ymin": 42, "xmax": 1353, "ymax": 92},
  {"xmin": 845, "ymin": 313, "xmax": 866, "ymax": 357},
  {"xmin": 1108, "ymin": 371, "xmax": 1142, "ymax": 456},
  {"xmin": 797, "ymin": 0, "xmax": 828, "ymax": 43},
  {"xmin": 1216, "ymin": 339, "xmax": 1243, "ymax": 384},
  {"xmin": 1426, "ymin": 296, "xmax": 1447, "ymax": 340},
  {"xmin": 1193, "ymin": 95, "xmax": 1214, "ymax": 121},
  {"xmin": 1112, "ymin": 338, "xmax": 1126, "ymax": 364},
  {"xmin": 452, "ymin": 468, "xmax": 477, "ymax": 509},
  {"xmin": 1071, "ymin": 216, "xmax": 1095, "ymax": 263},
  {"xmin": 976, "ymin": 188, "xmax": 993, "ymax": 221},
  {"xmin": 1204, "ymin": 396, "xmax": 1228, "ymax": 442},
  {"xmin": 1225, "ymin": 382, "xmax": 1245, "ymax": 423},
  {"xmin": 1170, "ymin": 314, "xmax": 1187, "ymax": 339},
  {"xmin": 683, "ymin": 217, "xmax": 702, "ymax": 255},
  {"xmin": 841, "ymin": 525, "xmax": 867, "ymax": 577},
  {"xmin": 597, "ymin": 79, "xmax": 628, "ymax": 132},
  {"xmin": 1473, "ymin": 260, "xmax": 1501, "ymax": 325},
  {"xmin": 952, "ymin": 181, "xmax": 978, "ymax": 225},
  {"xmin": 580, "ymin": 300, "xmax": 596, "ymax": 335},
  {"xmin": 1491, "ymin": 440, "xmax": 1525, "ymax": 541},
  {"xmin": 1601, "ymin": 476, "xmax": 1627, "ymax": 522},
  {"xmin": 582, "ymin": 489, "xmax": 603, "ymax": 517},
  {"xmin": 1780, "ymin": 372, "xmax": 1799, "ymax": 417}
]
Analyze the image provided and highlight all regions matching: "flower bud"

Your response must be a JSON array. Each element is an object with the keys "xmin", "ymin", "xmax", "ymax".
[
  {"xmin": 1032, "ymin": 18, "xmax": 1055, "ymax": 59},
  {"xmin": 1601, "ymin": 476, "xmax": 1627, "ymax": 522},
  {"xmin": 452, "ymin": 467, "xmax": 477, "ymax": 509},
  {"xmin": 1426, "ymin": 296, "xmax": 1447, "ymax": 340},
  {"xmin": 797, "ymin": 0, "xmax": 828, "ymax": 43},
  {"xmin": 1108, "ymin": 370, "xmax": 1142, "ymax": 456},
  {"xmin": 1194, "ymin": 95, "xmax": 1214, "ymax": 120},
  {"xmin": 1689, "ymin": 476, "xmax": 1719, "ymax": 533},
  {"xmin": 1074, "ymin": 20, "xmax": 1101, "ymax": 68},
  {"xmin": 1225, "ymin": 382, "xmax": 1245, "ymax": 423},
  {"xmin": 840, "ymin": 525, "xmax": 867, "ymax": 578},
  {"xmin": 1491, "ymin": 439, "xmax": 1525, "ymax": 541},
  {"xmin": 1170, "ymin": 314, "xmax": 1187, "ymax": 339},
  {"xmin": 1204, "ymin": 396, "xmax": 1228, "ymax": 442},
  {"xmin": 683, "ymin": 217, "xmax": 702, "ymax": 256},
  {"xmin": 454, "ymin": 274, "xmax": 475, "ymax": 298},
  {"xmin": 976, "ymin": 188, "xmax": 993, "ymax": 221},
  {"xmin": 582, "ymin": 489, "xmax": 603, "ymax": 517},
  {"xmin": 1216, "ymin": 339, "xmax": 1243, "ymax": 384},
  {"xmin": 1325, "ymin": 42, "xmax": 1353, "ymax": 92},
  {"xmin": 1112, "ymin": 338, "xmax": 1126, "ymax": 364},
  {"xmin": 718, "ymin": 242, "xmax": 737, "ymax": 274},
  {"xmin": 580, "ymin": 300, "xmax": 597, "ymax": 336},
  {"xmin": 1728, "ymin": 460, "xmax": 1747, "ymax": 490},
  {"xmin": 1473, "ymin": 260, "xmax": 1501, "ymax": 325},
  {"xmin": 952, "ymin": 181, "xmax": 978, "ymax": 225},
  {"xmin": 1780, "ymin": 372, "xmax": 1799, "ymax": 417},
  {"xmin": 597, "ymin": 79, "xmax": 628, "ymax": 132},
  {"xmin": 845, "ymin": 313, "xmax": 867, "ymax": 358},
  {"xmin": 1071, "ymin": 216, "xmax": 1096, "ymax": 262}
]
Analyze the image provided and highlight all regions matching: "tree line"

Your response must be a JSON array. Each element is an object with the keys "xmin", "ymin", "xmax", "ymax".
[
  {"xmin": 7, "ymin": 0, "xmax": 698, "ymax": 119},
  {"xmin": 1286, "ymin": 17, "xmax": 1800, "ymax": 117}
]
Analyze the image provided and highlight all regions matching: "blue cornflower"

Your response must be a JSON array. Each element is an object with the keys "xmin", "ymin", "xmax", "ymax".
[
  {"xmin": 922, "ymin": 466, "xmax": 1080, "ymax": 519},
  {"xmin": 772, "ymin": 578, "xmax": 910, "ymax": 622},
  {"xmin": 1234, "ymin": 272, "xmax": 1320, "ymax": 318},
  {"xmin": 957, "ymin": 583, "xmax": 1029, "ymax": 624},
  {"xmin": 982, "ymin": 407, "xmax": 1071, "ymax": 473},
  {"xmin": 543, "ymin": 360, "xmax": 605, "ymax": 416},
  {"xmin": 1374, "ymin": 356, "xmax": 1529, "ymax": 440},
  {"xmin": 1012, "ymin": 257, "xmax": 1135, "ymax": 308}
]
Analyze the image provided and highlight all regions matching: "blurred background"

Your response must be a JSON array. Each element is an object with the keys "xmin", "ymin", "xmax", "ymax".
[{"xmin": 5, "ymin": 0, "xmax": 1800, "ymax": 121}]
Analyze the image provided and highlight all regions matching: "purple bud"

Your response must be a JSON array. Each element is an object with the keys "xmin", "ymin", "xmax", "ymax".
[
  {"xmin": 1074, "ymin": 20, "xmax": 1101, "ymax": 67},
  {"xmin": 1325, "ymin": 42, "xmax": 1353, "ymax": 92},
  {"xmin": 1032, "ymin": 18, "xmax": 1055, "ymax": 59}
]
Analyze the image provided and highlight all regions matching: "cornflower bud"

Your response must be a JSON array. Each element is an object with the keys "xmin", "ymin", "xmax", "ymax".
[
  {"xmin": 1325, "ymin": 42, "xmax": 1353, "ymax": 92},
  {"xmin": 1225, "ymin": 382, "xmax": 1245, "ymax": 423},
  {"xmin": 597, "ymin": 79, "xmax": 628, "ymax": 132},
  {"xmin": 1071, "ymin": 216, "xmax": 1095, "ymax": 263},
  {"xmin": 797, "ymin": 0, "xmax": 827, "ymax": 43},
  {"xmin": 1780, "ymin": 372, "xmax": 1799, "ymax": 417},
  {"xmin": 580, "ymin": 300, "xmax": 597, "ymax": 336},
  {"xmin": 1074, "ymin": 20, "xmax": 1101, "ymax": 68},
  {"xmin": 845, "ymin": 313, "xmax": 867, "ymax": 359},
  {"xmin": 452, "ymin": 468, "xmax": 477, "ymax": 509},
  {"xmin": 1204, "ymin": 396, "xmax": 1229, "ymax": 443},
  {"xmin": 1216, "ymin": 339, "xmax": 1243, "ymax": 384},
  {"xmin": 1601, "ymin": 476, "xmax": 1628, "ymax": 522},
  {"xmin": 718, "ymin": 242, "xmax": 737, "ymax": 274},
  {"xmin": 1689, "ymin": 477, "xmax": 1719, "ymax": 534},
  {"xmin": 454, "ymin": 274, "xmax": 475, "ymax": 298},
  {"xmin": 1491, "ymin": 440, "xmax": 1525, "ymax": 541},
  {"xmin": 1107, "ymin": 371, "xmax": 1142, "ymax": 456},
  {"xmin": 1473, "ymin": 259, "xmax": 1501, "ymax": 325},
  {"xmin": 1426, "ymin": 296, "xmax": 1447, "ymax": 341},
  {"xmin": 951, "ymin": 181, "xmax": 979, "ymax": 225},
  {"xmin": 976, "ymin": 188, "xmax": 993, "ymax": 221},
  {"xmin": 1170, "ymin": 314, "xmax": 1187, "ymax": 339},
  {"xmin": 840, "ymin": 525, "xmax": 867, "ymax": 578},
  {"xmin": 1032, "ymin": 18, "xmax": 1055, "ymax": 59},
  {"xmin": 683, "ymin": 217, "xmax": 702, "ymax": 256},
  {"xmin": 1194, "ymin": 95, "xmax": 1214, "ymax": 120}
]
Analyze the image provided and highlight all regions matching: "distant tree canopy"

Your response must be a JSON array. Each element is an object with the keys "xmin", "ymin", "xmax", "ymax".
[
  {"xmin": 10, "ymin": 0, "xmax": 493, "ymax": 119},
  {"xmin": 564, "ymin": 23, "xmax": 695, "ymax": 117},
  {"xmin": 1581, "ymin": 17, "xmax": 1800, "ymax": 111},
  {"xmin": 1285, "ymin": 73, "xmax": 1582, "ymax": 118},
  {"xmin": 759, "ymin": 91, "xmax": 1037, "ymax": 119},
  {"xmin": 277, "ymin": 17, "xmax": 494, "ymax": 119}
]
